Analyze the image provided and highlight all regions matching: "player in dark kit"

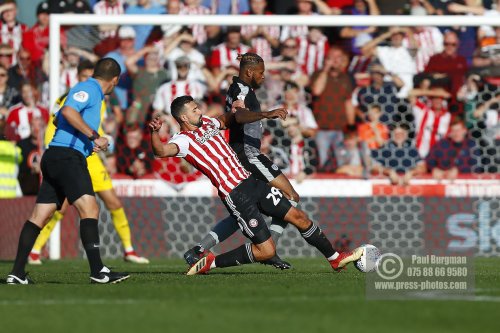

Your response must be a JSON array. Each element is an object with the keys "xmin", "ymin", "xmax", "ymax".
[
  {"xmin": 183, "ymin": 53, "xmax": 302, "ymax": 270},
  {"xmin": 6, "ymin": 58, "xmax": 129, "ymax": 285},
  {"xmin": 150, "ymin": 95, "xmax": 363, "ymax": 275}
]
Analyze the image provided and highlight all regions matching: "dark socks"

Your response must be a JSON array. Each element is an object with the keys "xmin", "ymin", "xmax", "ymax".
[
  {"xmin": 214, "ymin": 243, "xmax": 254, "ymax": 268},
  {"xmin": 11, "ymin": 221, "xmax": 41, "ymax": 277},
  {"xmin": 300, "ymin": 223, "xmax": 336, "ymax": 258},
  {"xmin": 80, "ymin": 218, "xmax": 104, "ymax": 275},
  {"xmin": 199, "ymin": 215, "xmax": 240, "ymax": 250}
]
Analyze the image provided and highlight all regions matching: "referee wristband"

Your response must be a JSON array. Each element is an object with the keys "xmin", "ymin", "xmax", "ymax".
[{"xmin": 88, "ymin": 130, "xmax": 100, "ymax": 141}]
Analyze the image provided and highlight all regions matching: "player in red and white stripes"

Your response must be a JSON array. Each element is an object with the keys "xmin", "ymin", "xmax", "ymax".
[{"xmin": 149, "ymin": 95, "xmax": 363, "ymax": 275}]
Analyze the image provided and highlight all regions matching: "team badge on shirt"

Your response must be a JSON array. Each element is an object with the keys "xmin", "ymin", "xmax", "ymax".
[
  {"xmin": 73, "ymin": 91, "xmax": 89, "ymax": 103},
  {"xmin": 249, "ymin": 219, "xmax": 258, "ymax": 228}
]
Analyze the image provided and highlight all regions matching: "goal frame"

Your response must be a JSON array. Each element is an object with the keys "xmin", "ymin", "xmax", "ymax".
[{"xmin": 47, "ymin": 13, "xmax": 500, "ymax": 259}]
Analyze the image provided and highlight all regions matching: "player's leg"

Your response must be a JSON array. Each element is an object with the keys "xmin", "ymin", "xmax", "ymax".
[
  {"xmin": 6, "ymin": 202, "xmax": 58, "ymax": 284},
  {"xmin": 29, "ymin": 200, "xmax": 69, "ymax": 264},
  {"xmin": 267, "ymin": 173, "xmax": 299, "ymax": 242},
  {"xmin": 98, "ymin": 188, "xmax": 150, "ymax": 264},
  {"xmin": 7, "ymin": 148, "xmax": 65, "ymax": 284},
  {"xmin": 88, "ymin": 153, "xmax": 148, "ymax": 263},
  {"xmin": 183, "ymin": 215, "xmax": 240, "ymax": 266},
  {"xmin": 187, "ymin": 177, "xmax": 282, "ymax": 275},
  {"xmin": 258, "ymin": 182, "xmax": 363, "ymax": 271},
  {"xmin": 63, "ymin": 149, "xmax": 128, "ymax": 284},
  {"xmin": 246, "ymin": 154, "xmax": 296, "ymax": 268}
]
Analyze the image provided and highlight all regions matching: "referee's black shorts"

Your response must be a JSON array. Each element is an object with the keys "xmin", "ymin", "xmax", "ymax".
[
  {"xmin": 237, "ymin": 153, "xmax": 282, "ymax": 183},
  {"xmin": 224, "ymin": 175, "xmax": 291, "ymax": 244},
  {"xmin": 36, "ymin": 146, "xmax": 95, "ymax": 209}
]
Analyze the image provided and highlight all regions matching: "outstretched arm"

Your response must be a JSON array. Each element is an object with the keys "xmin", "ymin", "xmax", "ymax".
[
  {"xmin": 217, "ymin": 107, "xmax": 288, "ymax": 130},
  {"xmin": 149, "ymin": 117, "xmax": 179, "ymax": 158}
]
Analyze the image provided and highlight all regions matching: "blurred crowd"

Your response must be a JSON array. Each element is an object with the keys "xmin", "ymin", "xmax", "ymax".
[{"xmin": 0, "ymin": 0, "xmax": 499, "ymax": 198}]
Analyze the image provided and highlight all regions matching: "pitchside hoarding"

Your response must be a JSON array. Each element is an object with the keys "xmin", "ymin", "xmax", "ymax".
[{"xmin": 0, "ymin": 178, "xmax": 498, "ymax": 259}]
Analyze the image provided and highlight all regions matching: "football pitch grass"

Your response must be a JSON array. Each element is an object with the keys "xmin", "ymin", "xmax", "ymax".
[{"xmin": 1, "ymin": 258, "xmax": 499, "ymax": 333}]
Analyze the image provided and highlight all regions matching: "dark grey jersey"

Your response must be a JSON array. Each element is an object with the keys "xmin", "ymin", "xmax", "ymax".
[{"xmin": 225, "ymin": 76, "xmax": 262, "ymax": 159}]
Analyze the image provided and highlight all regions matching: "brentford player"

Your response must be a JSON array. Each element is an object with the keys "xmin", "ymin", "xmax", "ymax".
[{"xmin": 149, "ymin": 95, "xmax": 362, "ymax": 275}]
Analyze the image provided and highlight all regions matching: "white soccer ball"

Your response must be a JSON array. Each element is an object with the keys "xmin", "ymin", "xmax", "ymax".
[{"xmin": 354, "ymin": 244, "xmax": 381, "ymax": 273}]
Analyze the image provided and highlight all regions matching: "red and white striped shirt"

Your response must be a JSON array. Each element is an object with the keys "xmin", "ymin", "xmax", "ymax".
[
  {"xmin": 280, "ymin": 25, "xmax": 309, "ymax": 42},
  {"xmin": 5, "ymin": 103, "xmax": 49, "ymax": 141},
  {"xmin": 297, "ymin": 36, "xmax": 329, "ymax": 76},
  {"xmin": 180, "ymin": 4, "xmax": 211, "ymax": 45},
  {"xmin": 403, "ymin": 27, "xmax": 443, "ymax": 73},
  {"xmin": 169, "ymin": 116, "xmax": 250, "ymax": 199},
  {"xmin": 93, "ymin": 0, "xmax": 126, "ymax": 39},
  {"xmin": 0, "ymin": 21, "xmax": 28, "ymax": 65},
  {"xmin": 240, "ymin": 16, "xmax": 280, "ymax": 62},
  {"xmin": 289, "ymin": 140, "xmax": 305, "ymax": 177},
  {"xmin": 153, "ymin": 80, "xmax": 207, "ymax": 114},
  {"xmin": 413, "ymin": 100, "xmax": 451, "ymax": 158},
  {"xmin": 209, "ymin": 43, "xmax": 251, "ymax": 69}
]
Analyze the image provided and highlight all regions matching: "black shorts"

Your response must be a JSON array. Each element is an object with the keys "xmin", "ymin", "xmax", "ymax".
[
  {"xmin": 36, "ymin": 146, "xmax": 94, "ymax": 209},
  {"xmin": 224, "ymin": 175, "xmax": 291, "ymax": 244},
  {"xmin": 237, "ymin": 153, "xmax": 282, "ymax": 183}
]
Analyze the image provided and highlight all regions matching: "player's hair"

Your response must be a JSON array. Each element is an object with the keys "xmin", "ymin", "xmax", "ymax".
[
  {"xmin": 237, "ymin": 52, "xmax": 264, "ymax": 71},
  {"xmin": 93, "ymin": 57, "xmax": 121, "ymax": 81},
  {"xmin": 77, "ymin": 60, "xmax": 95, "ymax": 75},
  {"xmin": 171, "ymin": 95, "xmax": 194, "ymax": 122}
]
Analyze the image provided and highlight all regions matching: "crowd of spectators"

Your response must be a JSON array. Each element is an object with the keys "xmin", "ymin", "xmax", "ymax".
[{"xmin": 0, "ymin": 0, "xmax": 499, "ymax": 198}]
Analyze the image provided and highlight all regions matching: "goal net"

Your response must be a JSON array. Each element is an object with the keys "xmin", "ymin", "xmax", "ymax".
[{"xmin": 2, "ymin": 13, "xmax": 498, "ymax": 262}]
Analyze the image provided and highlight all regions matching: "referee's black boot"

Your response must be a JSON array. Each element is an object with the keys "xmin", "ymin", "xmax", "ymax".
[
  {"xmin": 6, "ymin": 273, "xmax": 34, "ymax": 285},
  {"xmin": 90, "ymin": 266, "xmax": 130, "ymax": 284}
]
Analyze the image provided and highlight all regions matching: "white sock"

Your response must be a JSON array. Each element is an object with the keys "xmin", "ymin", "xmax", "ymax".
[
  {"xmin": 125, "ymin": 247, "xmax": 134, "ymax": 253},
  {"xmin": 31, "ymin": 249, "xmax": 40, "ymax": 255},
  {"xmin": 210, "ymin": 261, "xmax": 217, "ymax": 269},
  {"xmin": 327, "ymin": 252, "xmax": 339, "ymax": 261}
]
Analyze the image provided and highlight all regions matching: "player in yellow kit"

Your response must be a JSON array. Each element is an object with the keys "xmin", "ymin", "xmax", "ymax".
[{"xmin": 28, "ymin": 60, "xmax": 149, "ymax": 264}]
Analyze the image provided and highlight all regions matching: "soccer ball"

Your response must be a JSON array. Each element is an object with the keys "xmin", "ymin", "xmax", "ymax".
[{"xmin": 354, "ymin": 244, "xmax": 381, "ymax": 273}]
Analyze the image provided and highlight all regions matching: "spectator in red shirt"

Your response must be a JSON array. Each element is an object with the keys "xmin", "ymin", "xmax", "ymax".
[
  {"xmin": 115, "ymin": 123, "xmax": 155, "ymax": 179},
  {"xmin": 424, "ymin": 31, "xmax": 467, "ymax": 99},
  {"xmin": 21, "ymin": 1, "xmax": 67, "ymax": 65}
]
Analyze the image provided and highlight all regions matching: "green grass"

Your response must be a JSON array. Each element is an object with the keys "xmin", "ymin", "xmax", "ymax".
[{"xmin": 1, "ymin": 258, "xmax": 499, "ymax": 333}]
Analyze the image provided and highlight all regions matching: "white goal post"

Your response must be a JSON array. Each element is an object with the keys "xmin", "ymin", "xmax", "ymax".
[{"xmin": 46, "ymin": 14, "xmax": 499, "ymax": 259}]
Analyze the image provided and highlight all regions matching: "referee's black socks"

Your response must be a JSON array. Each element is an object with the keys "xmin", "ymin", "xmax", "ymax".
[
  {"xmin": 11, "ymin": 221, "xmax": 41, "ymax": 277},
  {"xmin": 300, "ymin": 223, "xmax": 336, "ymax": 258},
  {"xmin": 80, "ymin": 218, "xmax": 104, "ymax": 275}
]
